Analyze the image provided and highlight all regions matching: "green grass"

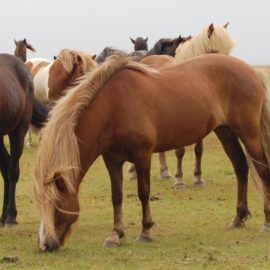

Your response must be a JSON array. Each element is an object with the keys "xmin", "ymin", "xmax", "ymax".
[{"xmin": 0, "ymin": 133, "xmax": 270, "ymax": 270}]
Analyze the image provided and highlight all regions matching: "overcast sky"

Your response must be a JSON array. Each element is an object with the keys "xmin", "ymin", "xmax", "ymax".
[{"xmin": 1, "ymin": 0, "xmax": 269, "ymax": 65}]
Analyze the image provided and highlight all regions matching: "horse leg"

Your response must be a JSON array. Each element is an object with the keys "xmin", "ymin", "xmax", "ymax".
[
  {"xmin": 25, "ymin": 127, "xmax": 32, "ymax": 148},
  {"xmin": 103, "ymin": 153, "xmax": 125, "ymax": 247},
  {"xmin": 240, "ymin": 134, "xmax": 270, "ymax": 232},
  {"xmin": 214, "ymin": 126, "xmax": 251, "ymax": 228},
  {"xmin": 134, "ymin": 153, "xmax": 154, "ymax": 242},
  {"xmin": 159, "ymin": 152, "xmax": 172, "ymax": 179},
  {"xmin": 0, "ymin": 137, "xmax": 10, "ymax": 225},
  {"xmin": 128, "ymin": 162, "xmax": 137, "ymax": 180},
  {"xmin": 193, "ymin": 140, "xmax": 205, "ymax": 185},
  {"xmin": 5, "ymin": 127, "xmax": 26, "ymax": 225},
  {"xmin": 174, "ymin": 147, "xmax": 186, "ymax": 189}
]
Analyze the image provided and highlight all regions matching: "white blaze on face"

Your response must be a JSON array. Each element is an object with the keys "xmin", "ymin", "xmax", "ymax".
[{"xmin": 39, "ymin": 221, "xmax": 47, "ymax": 251}]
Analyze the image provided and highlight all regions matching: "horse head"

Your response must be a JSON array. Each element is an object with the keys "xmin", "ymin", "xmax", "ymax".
[
  {"xmin": 36, "ymin": 171, "xmax": 80, "ymax": 251},
  {"xmin": 130, "ymin": 37, "xmax": 148, "ymax": 51},
  {"xmin": 47, "ymin": 49, "xmax": 97, "ymax": 101},
  {"xmin": 96, "ymin": 47, "xmax": 123, "ymax": 64},
  {"xmin": 14, "ymin": 38, "xmax": 36, "ymax": 62}
]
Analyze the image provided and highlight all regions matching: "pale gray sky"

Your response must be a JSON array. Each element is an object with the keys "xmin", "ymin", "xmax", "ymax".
[{"xmin": 1, "ymin": 0, "xmax": 270, "ymax": 65}]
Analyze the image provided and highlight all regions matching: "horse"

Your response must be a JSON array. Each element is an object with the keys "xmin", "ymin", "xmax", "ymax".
[
  {"xmin": 34, "ymin": 53, "xmax": 270, "ymax": 252},
  {"xmin": 0, "ymin": 54, "xmax": 48, "ymax": 226},
  {"xmin": 147, "ymin": 35, "xmax": 191, "ymax": 56},
  {"xmin": 169, "ymin": 22, "xmax": 235, "ymax": 188},
  {"xmin": 96, "ymin": 46, "xmax": 146, "ymax": 64},
  {"xmin": 25, "ymin": 48, "xmax": 97, "ymax": 146},
  {"xmin": 14, "ymin": 38, "xmax": 36, "ymax": 62},
  {"xmin": 130, "ymin": 37, "xmax": 148, "ymax": 51}
]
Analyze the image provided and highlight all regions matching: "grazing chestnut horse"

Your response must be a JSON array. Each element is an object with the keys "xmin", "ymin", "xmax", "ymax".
[
  {"xmin": 130, "ymin": 37, "xmax": 148, "ymax": 51},
  {"xmin": 0, "ymin": 54, "xmax": 48, "ymax": 226},
  {"xmin": 34, "ymin": 53, "xmax": 270, "ymax": 251},
  {"xmin": 25, "ymin": 49, "xmax": 97, "ymax": 146},
  {"xmin": 14, "ymin": 38, "xmax": 36, "ymax": 62}
]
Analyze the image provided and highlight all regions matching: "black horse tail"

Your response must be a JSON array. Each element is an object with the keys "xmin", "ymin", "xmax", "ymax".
[{"xmin": 31, "ymin": 98, "xmax": 49, "ymax": 128}]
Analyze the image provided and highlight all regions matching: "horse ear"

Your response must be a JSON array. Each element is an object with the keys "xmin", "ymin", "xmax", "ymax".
[
  {"xmin": 145, "ymin": 37, "xmax": 148, "ymax": 42},
  {"xmin": 223, "ymin": 22, "xmax": 229, "ymax": 28},
  {"xmin": 23, "ymin": 38, "xmax": 27, "ymax": 44},
  {"xmin": 92, "ymin": 54, "xmax": 96, "ymax": 60},
  {"xmin": 208, "ymin": 23, "xmax": 214, "ymax": 38},
  {"xmin": 14, "ymin": 39, "xmax": 18, "ymax": 45},
  {"xmin": 76, "ymin": 55, "xmax": 82, "ymax": 63},
  {"xmin": 130, "ymin": 38, "xmax": 135, "ymax": 44},
  {"xmin": 53, "ymin": 56, "xmax": 57, "ymax": 60}
]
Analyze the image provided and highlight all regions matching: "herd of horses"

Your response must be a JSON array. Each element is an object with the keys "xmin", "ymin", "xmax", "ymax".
[{"xmin": 1, "ymin": 22, "xmax": 270, "ymax": 252}]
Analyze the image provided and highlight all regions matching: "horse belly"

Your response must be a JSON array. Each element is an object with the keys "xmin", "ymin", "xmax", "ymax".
[
  {"xmin": 0, "ymin": 85, "xmax": 25, "ymax": 135},
  {"xmin": 33, "ymin": 71, "xmax": 50, "ymax": 104}
]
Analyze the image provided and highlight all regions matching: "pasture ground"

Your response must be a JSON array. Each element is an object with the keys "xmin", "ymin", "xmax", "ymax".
[{"xmin": 1, "ymin": 67, "xmax": 270, "ymax": 269}]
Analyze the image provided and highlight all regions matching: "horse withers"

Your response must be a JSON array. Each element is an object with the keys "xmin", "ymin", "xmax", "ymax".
[
  {"xmin": 0, "ymin": 54, "xmax": 47, "ymax": 226},
  {"xmin": 34, "ymin": 53, "xmax": 270, "ymax": 251}
]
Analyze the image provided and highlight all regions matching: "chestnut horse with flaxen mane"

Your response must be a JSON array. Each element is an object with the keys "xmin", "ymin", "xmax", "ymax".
[{"xmin": 34, "ymin": 53, "xmax": 270, "ymax": 251}]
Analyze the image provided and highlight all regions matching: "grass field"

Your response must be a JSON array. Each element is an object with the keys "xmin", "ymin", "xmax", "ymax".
[
  {"xmin": 1, "ymin": 67, "xmax": 270, "ymax": 270},
  {"xmin": 0, "ymin": 133, "xmax": 270, "ymax": 270}
]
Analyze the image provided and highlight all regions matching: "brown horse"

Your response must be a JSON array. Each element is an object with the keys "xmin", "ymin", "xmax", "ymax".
[
  {"xmin": 34, "ymin": 53, "xmax": 270, "ymax": 251},
  {"xmin": 14, "ymin": 38, "xmax": 36, "ymax": 62},
  {"xmin": 25, "ymin": 49, "xmax": 97, "ymax": 147},
  {"xmin": 0, "ymin": 54, "xmax": 48, "ymax": 226}
]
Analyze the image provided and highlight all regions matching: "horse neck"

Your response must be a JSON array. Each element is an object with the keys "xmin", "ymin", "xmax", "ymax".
[
  {"xmin": 75, "ymin": 95, "xmax": 112, "ymax": 179},
  {"xmin": 14, "ymin": 48, "xmax": 26, "ymax": 62},
  {"xmin": 48, "ymin": 63, "xmax": 78, "ymax": 101}
]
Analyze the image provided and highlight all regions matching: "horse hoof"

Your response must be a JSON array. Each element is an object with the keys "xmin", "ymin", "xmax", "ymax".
[
  {"xmin": 194, "ymin": 180, "xmax": 205, "ymax": 186},
  {"xmin": 103, "ymin": 240, "xmax": 120, "ymax": 248},
  {"xmin": 5, "ymin": 222, "xmax": 18, "ymax": 228},
  {"xmin": 228, "ymin": 218, "xmax": 245, "ymax": 229},
  {"xmin": 136, "ymin": 234, "xmax": 152, "ymax": 243},
  {"xmin": 174, "ymin": 183, "xmax": 186, "ymax": 190},
  {"xmin": 160, "ymin": 170, "xmax": 172, "ymax": 180},
  {"xmin": 260, "ymin": 223, "xmax": 270, "ymax": 233},
  {"xmin": 103, "ymin": 235, "xmax": 121, "ymax": 247}
]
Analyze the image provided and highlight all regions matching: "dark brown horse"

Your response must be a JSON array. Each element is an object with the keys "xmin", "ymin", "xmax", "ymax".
[
  {"xmin": 0, "ymin": 54, "xmax": 48, "ymax": 226},
  {"xmin": 147, "ymin": 35, "xmax": 191, "ymax": 56},
  {"xmin": 96, "ymin": 47, "xmax": 146, "ymax": 64},
  {"xmin": 34, "ymin": 53, "xmax": 270, "ymax": 251},
  {"xmin": 130, "ymin": 37, "xmax": 148, "ymax": 51},
  {"xmin": 14, "ymin": 38, "xmax": 36, "ymax": 62}
]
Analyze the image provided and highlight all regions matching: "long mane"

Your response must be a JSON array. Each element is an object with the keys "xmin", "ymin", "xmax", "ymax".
[
  {"xmin": 58, "ymin": 48, "xmax": 97, "ymax": 74},
  {"xmin": 175, "ymin": 23, "xmax": 235, "ymax": 63},
  {"xmin": 33, "ymin": 53, "xmax": 158, "ymax": 239}
]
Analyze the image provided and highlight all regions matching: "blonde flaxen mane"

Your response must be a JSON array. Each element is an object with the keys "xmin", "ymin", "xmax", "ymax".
[
  {"xmin": 58, "ymin": 48, "xmax": 97, "ymax": 74},
  {"xmin": 175, "ymin": 23, "xmax": 235, "ymax": 63},
  {"xmin": 33, "ymin": 53, "xmax": 159, "ymax": 239}
]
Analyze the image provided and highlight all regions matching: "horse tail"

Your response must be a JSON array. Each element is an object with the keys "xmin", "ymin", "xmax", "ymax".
[
  {"xmin": 31, "ymin": 97, "xmax": 49, "ymax": 128},
  {"xmin": 247, "ymin": 74, "xmax": 270, "ymax": 204}
]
